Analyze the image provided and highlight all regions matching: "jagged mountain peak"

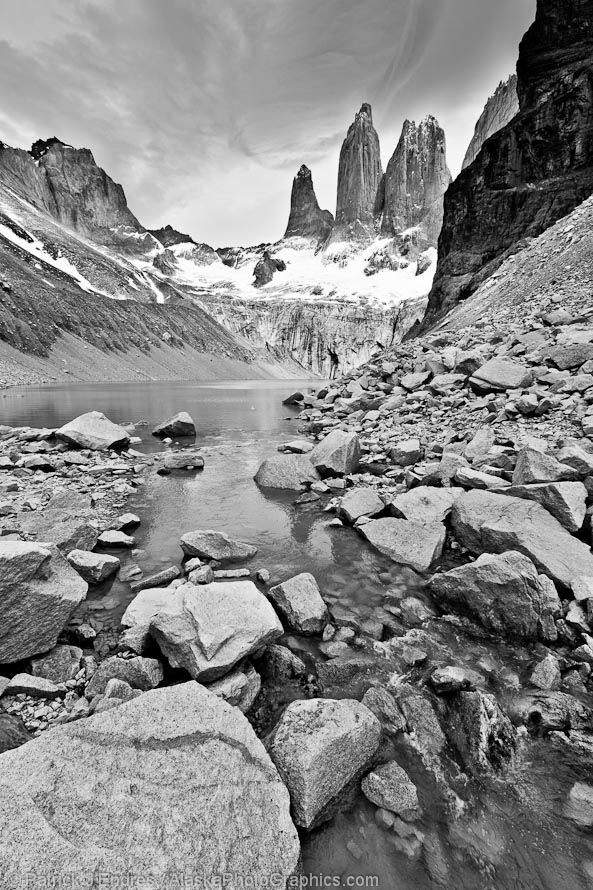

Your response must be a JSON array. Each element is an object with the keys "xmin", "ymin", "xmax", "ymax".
[
  {"xmin": 149, "ymin": 224, "xmax": 197, "ymax": 248},
  {"xmin": 462, "ymin": 75, "xmax": 519, "ymax": 169},
  {"xmin": 284, "ymin": 164, "xmax": 333, "ymax": 241},
  {"xmin": 30, "ymin": 137, "xmax": 68, "ymax": 161},
  {"xmin": 335, "ymin": 102, "xmax": 383, "ymax": 232}
]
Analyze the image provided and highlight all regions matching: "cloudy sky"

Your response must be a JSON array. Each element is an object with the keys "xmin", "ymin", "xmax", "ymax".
[{"xmin": 1, "ymin": 0, "xmax": 536, "ymax": 246}]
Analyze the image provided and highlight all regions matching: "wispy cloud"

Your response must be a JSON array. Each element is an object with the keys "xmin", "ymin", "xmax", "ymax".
[{"xmin": 0, "ymin": 0, "xmax": 535, "ymax": 245}]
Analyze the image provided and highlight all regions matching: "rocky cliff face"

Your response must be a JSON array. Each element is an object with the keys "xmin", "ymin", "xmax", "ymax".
[
  {"xmin": 334, "ymin": 104, "xmax": 383, "ymax": 237},
  {"xmin": 284, "ymin": 165, "xmax": 334, "ymax": 241},
  {"xmin": 462, "ymin": 76, "xmax": 519, "ymax": 169},
  {"xmin": 149, "ymin": 225, "xmax": 195, "ymax": 248},
  {"xmin": 425, "ymin": 0, "xmax": 593, "ymax": 324},
  {"xmin": 0, "ymin": 139, "xmax": 141, "ymax": 240},
  {"xmin": 381, "ymin": 116, "xmax": 451, "ymax": 245}
]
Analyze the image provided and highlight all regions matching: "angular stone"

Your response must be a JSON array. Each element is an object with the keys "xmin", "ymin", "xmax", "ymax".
[
  {"xmin": 152, "ymin": 412, "xmax": 196, "ymax": 438},
  {"xmin": 97, "ymin": 530, "xmax": 134, "ymax": 547},
  {"xmin": 451, "ymin": 489, "xmax": 593, "ymax": 588},
  {"xmin": 0, "ymin": 713, "xmax": 31, "ymax": 754},
  {"xmin": 361, "ymin": 762, "xmax": 420, "ymax": 820},
  {"xmin": 5, "ymin": 673, "xmax": 60, "ymax": 699},
  {"xmin": 254, "ymin": 454, "xmax": 320, "ymax": 490},
  {"xmin": 309, "ymin": 430, "xmax": 361, "ymax": 477},
  {"xmin": 430, "ymin": 665, "xmax": 483, "ymax": 694},
  {"xmin": 180, "ymin": 529, "xmax": 257, "ymax": 562},
  {"xmin": 360, "ymin": 518, "xmax": 445, "ymax": 573},
  {"xmin": 0, "ymin": 684, "xmax": 300, "ymax": 886},
  {"xmin": 565, "ymin": 783, "xmax": 593, "ymax": 826},
  {"xmin": 470, "ymin": 359, "xmax": 533, "ymax": 392},
  {"xmin": 428, "ymin": 550, "xmax": 560, "ymax": 641},
  {"xmin": 456, "ymin": 467, "xmax": 509, "ymax": 490},
  {"xmin": 0, "ymin": 541, "xmax": 87, "ymax": 663},
  {"xmin": 557, "ymin": 445, "xmax": 593, "ymax": 477},
  {"xmin": 268, "ymin": 573, "xmax": 329, "ymax": 635},
  {"xmin": 206, "ymin": 662, "xmax": 261, "ymax": 713},
  {"xmin": 501, "ymin": 482, "xmax": 587, "ymax": 532},
  {"xmin": 529, "ymin": 654, "xmax": 561, "ymax": 690},
  {"xmin": 120, "ymin": 587, "xmax": 174, "ymax": 654},
  {"xmin": 268, "ymin": 698, "xmax": 381, "ymax": 829},
  {"xmin": 448, "ymin": 691, "xmax": 516, "ymax": 774},
  {"xmin": 465, "ymin": 428, "xmax": 495, "ymax": 462},
  {"xmin": 56, "ymin": 412, "xmax": 130, "ymax": 451},
  {"xmin": 30, "ymin": 644, "xmax": 81, "ymax": 684},
  {"xmin": 390, "ymin": 439, "xmax": 421, "ymax": 467},
  {"xmin": 86, "ymin": 655, "xmax": 163, "ymax": 696},
  {"xmin": 67, "ymin": 549, "xmax": 120, "ymax": 583},
  {"xmin": 18, "ymin": 510, "xmax": 98, "ymax": 554},
  {"xmin": 337, "ymin": 488, "xmax": 384, "ymax": 523},
  {"xmin": 150, "ymin": 582, "xmax": 282, "ymax": 681},
  {"xmin": 129, "ymin": 566, "xmax": 180, "ymax": 593},
  {"xmin": 163, "ymin": 451, "xmax": 204, "ymax": 470},
  {"xmin": 512, "ymin": 447, "xmax": 579, "ymax": 484},
  {"xmin": 391, "ymin": 487, "xmax": 460, "ymax": 524}
]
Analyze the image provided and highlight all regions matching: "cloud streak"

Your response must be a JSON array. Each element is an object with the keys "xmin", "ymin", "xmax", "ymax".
[{"xmin": 0, "ymin": 0, "xmax": 536, "ymax": 245}]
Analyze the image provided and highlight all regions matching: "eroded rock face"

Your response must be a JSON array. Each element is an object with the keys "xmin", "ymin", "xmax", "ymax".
[
  {"xmin": 0, "ymin": 683, "xmax": 301, "ymax": 887},
  {"xmin": 426, "ymin": 0, "xmax": 593, "ymax": 323},
  {"xmin": 462, "ymin": 76, "xmax": 519, "ymax": 169},
  {"xmin": 284, "ymin": 165, "xmax": 334, "ymax": 241},
  {"xmin": 335, "ymin": 104, "xmax": 383, "ymax": 234},
  {"xmin": 382, "ymin": 116, "xmax": 452, "ymax": 245}
]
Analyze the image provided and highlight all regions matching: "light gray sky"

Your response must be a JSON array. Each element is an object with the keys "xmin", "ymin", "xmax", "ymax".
[{"xmin": 0, "ymin": 0, "xmax": 536, "ymax": 246}]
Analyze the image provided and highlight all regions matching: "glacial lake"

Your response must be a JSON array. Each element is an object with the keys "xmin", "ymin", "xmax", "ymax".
[{"xmin": 2, "ymin": 379, "xmax": 593, "ymax": 890}]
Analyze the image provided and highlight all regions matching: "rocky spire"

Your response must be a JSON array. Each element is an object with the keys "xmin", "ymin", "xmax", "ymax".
[
  {"xmin": 335, "ymin": 103, "xmax": 383, "ymax": 230},
  {"xmin": 381, "ymin": 115, "xmax": 451, "ymax": 245},
  {"xmin": 462, "ymin": 76, "xmax": 519, "ymax": 169},
  {"xmin": 424, "ymin": 0, "xmax": 593, "ymax": 326},
  {"xmin": 284, "ymin": 165, "xmax": 334, "ymax": 240}
]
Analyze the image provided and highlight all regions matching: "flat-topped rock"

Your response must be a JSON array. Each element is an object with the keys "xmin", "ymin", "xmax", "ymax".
[
  {"xmin": 470, "ymin": 358, "xmax": 533, "ymax": 392},
  {"xmin": 268, "ymin": 573, "xmax": 329, "ymax": 634},
  {"xmin": 337, "ymin": 487, "xmax": 384, "ymax": 523},
  {"xmin": 500, "ymin": 481, "xmax": 587, "ymax": 532},
  {"xmin": 67, "ymin": 549, "xmax": 120, "ymax": 583},
  {"xmin": 360, "ymin": 518, "xmax": 445, "ymax": 573},
  {"xmin": 254, "ymin": 454, "xmax": 320, "ymax": 490},
  {"xmin": 180, "ymin": 529, "xmax": 257, "ymax": 562},
  {"xmin": 390, "ymin": 487, "xmax": 460, "ymax": 524}
]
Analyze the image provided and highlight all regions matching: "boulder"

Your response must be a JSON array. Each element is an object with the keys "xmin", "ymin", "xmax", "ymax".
[
  {"xmin": 451, "ymin": 489, "xmax": 593, "ymax": 588},
  {"xmin": 337, "ymin": 488, "xmax": 384, "ymax": 524},
  {"xmin": 55, "ymin": 411, "xmax": 130, "ymax": 451},
  {"xmin": 150, "ymin": 582, "xmax": 283, "ymax": 681},
  {"xmin": 390, "ymin": 438, "xmax": 421, "ymax": 467},
  {"xmin": 4, "ymin": 673, "xmax": 61, "ymax": 699},
  {"xmin": 17, "ymin": 510, "xmax": 98, "ymax": 554},
  {"xmin": 0, "ymin": 541, "xmax": 87, "ymax": 663},
  {"xmin": 0, "ymin": 713, "xmax": 31, "ymax": 754},
  {"xmin": 529, "ymin": 654, "xmax": 561, "ymax": 690},
  {"xmin": 97, "ymin": 530, "xmax": 135, "ymax": 547},
  {"xmin": 500, "ymin": 482, "xmax": 587, "ymax": 532},
  {"xmin": 30, "ymin": 644, "xmax": 82, "ymax": 684},
  {"xmin": 390, "ymin": 487, "xmax": 460, "ymax": 524},
  {"xmin": 268, "ymin": 698, "xmax": 381, "ymax": 829},
  {"xmin": 163, "ymin": 451, "xmax": 204, "ymax": 470},
  {"xmin": 120, "ymin": 587, "xmax": 173, "ymax": 653},
  {"xmin": 428, "ymin": 551, "xmax": 560, "ymax": 641},
  {"xmin": 447, "ymin": 691, "xmax": 516, "ymax": 774},
  {"xmin": 360, "ymin": 518, "xmax": 445, "ymax": 573},
  {"xmin": 512, "ymin": 447, "xmax": 579, "ymax": 484},
  {"xmin": 430, "ymin": 665, "xmax": 483, "ymax": 694},
  {"xmin": 67, "ymin": 549, "xmax": 120, "ymax": 583},
  {"xmin": 309, "ymin": 430, "xmax": 361, "ymax": 477},
  {"xmin": 268, "ymin": 573, "xmax": 329, "ymax": 635},
  {"xmin": 469, "ymin": 359, "xmax": 533, "ymax": 392},
  {"xmin": 180, "ymin": 529, "xmax": 257, "ymax": 562},
  {"xmin": 0, "ymin": 684, "xmax": 300, "ymax": 886},
  {"xmin": 282, "ymin": 392, "xmax": 305, "ymax": 406},
  {"xmin": 254, "ymin": 454, "xmax": 320, "ymax": 490},
  {"xmin": 152, "ymin": 412, "xmax": 196, "ymax": 438},
  {"xmin": 85, "ymin": 655, "xmax": 163, "ymax": 696},
  {"xmin": 129, "ymin": 566, "xmax": 180, "ymax": 593},
  {"xmin": 361, "ymin": 762, "xmax": 420, "ymax": 820},
  {"xmin": 206, "ymin": 662, "xmax": 261, "ymax": 713},
  {"xmin": 565, "ymin": 783, "xmax": 593, "ymax": 826}
]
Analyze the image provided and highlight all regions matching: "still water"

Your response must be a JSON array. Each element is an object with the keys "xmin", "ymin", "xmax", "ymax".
[{"xmin": 2, "ymin": 379, "xmax": 593, "ymax": 890}]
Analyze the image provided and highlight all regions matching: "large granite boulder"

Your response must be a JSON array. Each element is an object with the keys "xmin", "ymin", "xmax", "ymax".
[
  {"xmin": 150, "ymin": 581, "xmax": 283, "ymax": 681},
  {"xmin": 500, "ymin": 481, "xmax": 587, "ymax": 532},
  {"xmin": 67, "ymin": 549, "xmax": 120, "ymax": 583},
  {"xmin": 360, "ymin": 518, "xmax": 445, "ymax": 573},
  {"xmin": 0, "ymin": 541, "xmax": 87, "ymax": 663},
  {"xmin": 361, "ymin": 761, "xmax": 420, "ymax": 819},
  {"xmin": 180, "ymin": 529, "xmax": 257, "ymax": 562},
  {"xmin": 254, "ymin": 454, "xmax": 320, "ymax": 490},
  {"xmin": 390, "ymin": 487, "xmax": 460, "ymax": 524},
  {"xmin": 0, "ymin": 683, "xmax": 300, "ymax": 887},
  {"xmin": 55, "ymin": 411, "xmax": 130, "ymax": 450},
  {"xmin": 18, "ymin": 510, "xmax": 98, "ymax": 554},
  {"xmin": 450, "ymin": 489, "xmax": 593, "ymax": 588},
  {"xmin": 268, "ymin": 698, "xmax": 382, "ymax": 829},
  {"xmin": 337, "ymin": 487, "xmax": 384, "ymax": 524},
  {"xmin": 268, "ymin": 573, "xmax": 329, "ymax": 634},
  {"xmin": 85, "ymin": 655, "xmax": 164, "ymax": 697},
  {"xmin": 120, "ymin": 587, "xmax": 174, "ymax": 654},
  {"xmin": 428, "ymin": 550, "xmax": 561, "ymax": 641},
  {"xmin": 309, "ymin": 429, "xmax": 361, "ymax": 477},
  {"xmin": 152, "ymin": 412, "xmax": 196, "ymax": 438},
  {"xmin": 469, "ymin": 359, "xmax": 533, "ymax": 392}
]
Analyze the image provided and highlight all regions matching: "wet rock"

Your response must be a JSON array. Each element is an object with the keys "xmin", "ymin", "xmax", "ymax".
[
  {"xmin": 55, "ymin": 412, "xmax": 131, "ymax": 451},
  {"xmin": 430, "ymin": 665, "xmax": 483, "ymax": 694},
  {"xmin": 97, "ymin": 530, "xmax": 134, "ymax": 547},
  {"xmin": 260, "ymin": 644, "xmax": 307, "ymax": 681},
  {"xmin": 428, "ymin": 551, "xmax": 560, "ymax": 641},
  {"xmin": 278, "ymin": 439, "xmax": 313, "ymax": 454},
  {"xmin": 451, "ymin": 489, "xmax": 593, "ymax": 588},
  {"xmin": 0, "ymin": 683, "xmax": 300, "ymax": 886},
  {"xmin": 337, "ymin": 488, "xmax": 384, "ymax": 523},
  {"xmin": 390, "ymin": 487, "xmax": 460, "ymax": 524},
  {"xmin": 361, "ymin": 686, "xmax": 407, "ymax": 736},
  {"xmin": 470, "ymin": 359, "xmax": 533, "ymax": 392},
  {"xmin": 30, "ymin": 644, "xmax": 81, "ymax": 684},
  {"xmin": 0, "ymin": 712, "xmax": 31, "ymax": 753},
  {"xmin": 309, "ymin": 429, "xmax": 361, "ymax": 477},
  {"xmin": 150, "ymin": 581, "xmax": 283, "ymax": 681},
  {"xmin": 398, "ymin": 690, "xmax": 446, "ymax": 754},
  {"xmin": 565, "ymin": 783, "xmax": 593, "ymax": 826},
  {"xmin": 85, "ymin": 655, "xmax": 163, "ymax": 696},
  {"xmin": 163, "ymin": 451, "xmax": 204, "ymax": 470},
  {"xmin": 448, "ymin": 691, "xmax": 516, "ymax": 774},
  {"xmin": 0, "ymin": 541, "xmax": 87, "ymax": 663},
  {"xmin": 282, "ymin": 392, "xmax": 305, "ymax": 406},
  {"xmin": 67, "ymin": 549, "xmax": 120, "ymax": 583},
  {"xmin": 180, "ymin": 529, "xmax": 257, "ymax": 562},
  {"xmin": 152, "ymin": 412, "xmax": 196, "ymax": 438},
  {"xmin": 268, "ymin": 573, "xmax": 329, "ymax": 635},
  {"xmin": 267, "ymin": 697, "xmax": 381, "ymax": 829},
  {"xmin": 206, "ymin": 661, "xmax": 261, "ymax": 713},
  {"xmin": 510, "ymin": 691, "xmax": 593, "ymax": 734},
  {"xmin": 529, "ymin": 653, "xmax": 561, "ymax": 690},
  {"xmin": 361, "ymin": 761, "xmax": 420, "ymax": 820},
  {"xmin": 501, "ymin": 481, "xmax": 586, "ymax": 532},
  {"xmin": 254, "ymin": 454, "xmax": 320, "ymax": 490},
  {"xmin": 129, "ymin": 566, "xmax": 180, "ymax": 593},
  {"xmin": 360, "ymin": 518, "xmax": 445, "ymax": 573},
  {"xmin": 111, "ymin": 513, "xmax": 141, "ymax": 531}
]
